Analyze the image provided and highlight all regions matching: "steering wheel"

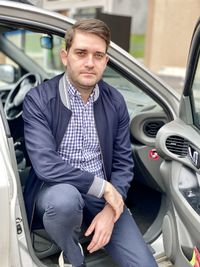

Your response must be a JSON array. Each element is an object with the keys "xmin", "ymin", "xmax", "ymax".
[{"xmin": 4, "ymin": 73, "xmax": 41, "ymax": 121}]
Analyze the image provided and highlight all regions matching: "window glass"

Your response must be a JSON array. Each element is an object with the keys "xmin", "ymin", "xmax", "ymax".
[
  {"xmin": 103, "ymin": 66, "xmax": 157, "ymax": 115},
  {"xmin": 5, "ymin": 30, "xmax": 65, "ymax": 75},
  {"xmin": 1, "ymin": 28, "xmax": 160, "ymax": 117},
  {"xmin": 191, "ymin": 57, "xmax": 200, "ymax": 129},
  {"xmin": 0, "ymin": 51, "xmax": 19, "ymax": 86}
]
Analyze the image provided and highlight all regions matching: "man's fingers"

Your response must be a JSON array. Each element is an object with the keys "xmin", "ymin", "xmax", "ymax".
[
  {"xmin": 88, "ymin": 232, "xmax": 110, "ymax": 253},
  {"xmin": 85, "ymin": 221, "xmax": 95, "ymax": 236},
  {"xmin": 87, "ymin": 232, "xmax": 102, "ymax": 252},
  {"xmin": 87, "ymin": 239, "xmax": 97, "ymax": 252}
]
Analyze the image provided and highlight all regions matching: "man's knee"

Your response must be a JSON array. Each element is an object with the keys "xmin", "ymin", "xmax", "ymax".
[{"xmin": 44, "ymin": 184, "xmax": 84, "ymax": 218}]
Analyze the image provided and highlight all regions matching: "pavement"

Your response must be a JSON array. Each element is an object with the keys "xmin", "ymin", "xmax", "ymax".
[
  {"xmin": 156, "ymin": 254, "xmax": 173, "ymax": 267},
  {"xmin": 158, "ymin": 262, "xmax": 173, "ymax": 267}
]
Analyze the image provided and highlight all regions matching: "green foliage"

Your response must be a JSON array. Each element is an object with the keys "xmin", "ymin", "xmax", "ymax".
[
  {"xmin": 129, "ymin": 34, "xmax": 145, "ymax": 58},
  {"xmin": 25, "ymin": 32, "xmax": 41, "ymax": 52}
]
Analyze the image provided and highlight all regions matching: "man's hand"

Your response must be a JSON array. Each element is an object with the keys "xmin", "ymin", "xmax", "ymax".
[
  {"xmin": 85, "ymin": 204, "xmax": 115, "ymax": 253},
  {"xmin": 103, "ymin": 181, "xmax": 124, "ymax": 222}
]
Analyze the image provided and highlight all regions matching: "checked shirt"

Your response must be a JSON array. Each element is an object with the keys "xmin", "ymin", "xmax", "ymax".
[{"xmin": 58, "ymin": 79, "xmax": 105, "ymax": 184}]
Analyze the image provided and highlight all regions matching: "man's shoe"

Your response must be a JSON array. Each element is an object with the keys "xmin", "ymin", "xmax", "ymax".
[
  {"xmin": 58, "ymin": 251, "xmax": 72, "ymax": 267},
  {"xmin": 58, "ymin": 244, "xmax": 86, "ymax": 267}
]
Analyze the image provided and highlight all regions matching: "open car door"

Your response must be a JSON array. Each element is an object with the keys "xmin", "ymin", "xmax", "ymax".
[
  {"xmin": 156, "ymin": 18, "xmax": 200, "ymax": 267},
  {"xmin": 0, "ymin": 105, "xmax": 10, "ymax": 266},
  {"xmin": 0, "ymin": 100, "xmax": 13, "ymax": 267}
]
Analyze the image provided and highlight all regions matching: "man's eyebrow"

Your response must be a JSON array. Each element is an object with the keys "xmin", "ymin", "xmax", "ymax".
[
  {"xmin": 95, "ymin": 51, "xmax": 106, "ymax": 55},
  {"xmin": 74, "ymin": 48, "xmax": 87, "ymax": 52},
  {"xmin": 74, "ymin": 48, "xmax": 106, "ymax": 54}
]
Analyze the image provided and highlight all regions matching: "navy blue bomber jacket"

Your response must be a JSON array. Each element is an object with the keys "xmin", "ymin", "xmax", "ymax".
[{"xmin": 22, "ymin": 73, "xmax": 134, "ymax": 227}]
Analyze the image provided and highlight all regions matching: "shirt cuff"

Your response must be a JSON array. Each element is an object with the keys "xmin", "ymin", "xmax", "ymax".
[{"xmin": 87, "ymin": 176, "xmax": 105, "ymax": 198}]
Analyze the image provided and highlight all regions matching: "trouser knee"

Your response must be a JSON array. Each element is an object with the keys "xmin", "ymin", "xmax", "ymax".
[{"xmin": 37, "ymin": 183, "xmax": 84, "ymax": 226}]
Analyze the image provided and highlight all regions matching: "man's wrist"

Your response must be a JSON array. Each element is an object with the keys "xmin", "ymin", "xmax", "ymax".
[
  {"xmin": 104, "ymin": 181, "xmax": 111, "ymax": 195},
  {"xmin": 103, "ymin": 202, "xmax": 116, "ymax": 218}
]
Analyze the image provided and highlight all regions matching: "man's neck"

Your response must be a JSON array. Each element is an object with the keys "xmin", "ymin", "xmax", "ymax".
[
  {"xmin": 66, "ymin": 76, "xmax": 95, "ymax": 104},
  {"xmin": 78, "ymin": 89, "xmax": 93, "ymax": 103}
]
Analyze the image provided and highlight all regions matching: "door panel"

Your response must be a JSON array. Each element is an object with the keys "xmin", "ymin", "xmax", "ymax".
[
  {"xmin": 156, "ymin": 118, "xmax": 200, "ymax": 266},
  {"xmin": 156, "ymin": 18, "xmax": 200, "ymax": 267},
  {"xmin": 161, "ymin": 160, "xmax": 200, "ymax": 267}
]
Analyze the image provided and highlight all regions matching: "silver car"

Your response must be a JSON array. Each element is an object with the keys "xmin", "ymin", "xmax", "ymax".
[{"xmin": 0, "ymin": 1, "xmax": 199, "ymax": 267}]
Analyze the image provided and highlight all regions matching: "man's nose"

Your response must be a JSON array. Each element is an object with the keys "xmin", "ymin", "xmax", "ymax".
[{"xmin": 85, "ymin": 54, "xmax": 94, "ymax": 68}]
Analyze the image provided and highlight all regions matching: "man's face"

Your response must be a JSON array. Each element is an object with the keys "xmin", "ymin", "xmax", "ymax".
[{"xmin": 60, "ymin": 30, "xmax": 109, "ymax": 91}]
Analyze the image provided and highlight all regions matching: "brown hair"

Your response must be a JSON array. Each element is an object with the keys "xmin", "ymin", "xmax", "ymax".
[{"xmin": 65, "ymin": 18, "xmax": 111, "ymax": 51}]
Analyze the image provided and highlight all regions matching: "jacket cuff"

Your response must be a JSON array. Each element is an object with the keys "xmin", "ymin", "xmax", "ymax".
[{"xmin": 87, "ymin": 176, "xmax": 105, "ymax": 198}]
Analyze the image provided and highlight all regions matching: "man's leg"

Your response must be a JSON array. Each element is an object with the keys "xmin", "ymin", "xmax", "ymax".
[
  {"xmin": 35, "ymin": 183, "xmax": 85, "ymax": 266},
  {"xmin": 83, "ymin": 195, "xmax": 157, "ymax": 267},
  {"xmin": 105, "ymin": 207, "xmax": 158, "ymax": 267}
]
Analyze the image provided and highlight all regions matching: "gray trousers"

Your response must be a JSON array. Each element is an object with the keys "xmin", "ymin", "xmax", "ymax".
[{"xmin": 36, "ymin": 183, "xmax": 158, "ymax": 267}]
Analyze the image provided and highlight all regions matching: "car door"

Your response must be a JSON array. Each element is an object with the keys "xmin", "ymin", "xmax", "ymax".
[
  {"xmin": 0, "ymin": 101, "xmax": 11, "ymax": 267},
  {"xmin": 156, "ymin": 18, "xmax": 200, "ymax": 267},
  {"xmin": 0, "ymin": 99, "xmax": 27, "ymax": 267}
]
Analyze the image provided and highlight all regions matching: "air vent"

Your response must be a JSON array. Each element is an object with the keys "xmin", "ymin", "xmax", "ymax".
[
  {"xmin": 166, "ymin": 135, "xmax": 189, "ymax": 156},
  {"xmin": 143, "ymin": 120, "xmax": 165, "ymax": 138}
]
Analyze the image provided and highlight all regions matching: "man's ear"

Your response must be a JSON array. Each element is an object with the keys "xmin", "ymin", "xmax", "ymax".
[
  {"xmin": 60, "ymin": 49, "xmax": 68, "ymax": 67},
  {"xmin": 103, "ymin": 54, "xmax": 109, "ymax": 69},
  {"xmin": 105, "ymin": 54, "xmax": 109, "ymax": 64}
]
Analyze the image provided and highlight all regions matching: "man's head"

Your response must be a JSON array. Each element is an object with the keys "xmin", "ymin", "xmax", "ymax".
[
  {"xmin": 60, "ymin": 19, "xmax": 110, "ymax": 94},
  {"xmin": 65, "ymin": 18, "xmax": 111, "ymax": 52}
]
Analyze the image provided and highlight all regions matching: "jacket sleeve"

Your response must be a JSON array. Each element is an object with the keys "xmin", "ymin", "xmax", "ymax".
[
  {"xmin": 110, "ymin": 96, "xmax": 134, "ymax": 200},
  {"xmin": 22, "ymin": 90, "xmax": 104, "ymax": 197}
]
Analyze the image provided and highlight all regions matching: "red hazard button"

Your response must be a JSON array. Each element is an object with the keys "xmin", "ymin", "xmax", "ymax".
[{"xmin": 148, "ymin": 148, "xmax": 159, "ymax": 160}]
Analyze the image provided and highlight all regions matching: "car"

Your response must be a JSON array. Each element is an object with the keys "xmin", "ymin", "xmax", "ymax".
[{"xmin": 0, "ymin": 1, "xmax": 199, "ymax": 267}]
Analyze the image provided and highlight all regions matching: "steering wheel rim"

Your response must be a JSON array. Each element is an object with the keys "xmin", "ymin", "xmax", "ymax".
[{"xmin": 4, "ymin": 73, "xmax": 41, "ymax": 121}]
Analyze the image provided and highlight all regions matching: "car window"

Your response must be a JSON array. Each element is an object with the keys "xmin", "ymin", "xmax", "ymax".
[
  {"xmin": 5, "ymin": 30, "xmax": 65, "ymax": 75},
  {"xmin": 1, "ymin": 27, "xmax": 160, "ymax": 119},
  {"xmin": 191, "ymin": 56, "xmax": 200, "ymax": 130},
  {"xmin": 0, "ymin": 51, "xmax": 20, "ymax": 85},
  {"xmin": 103, "ymin": 66, "xmax": 158, "ymax": 115}
]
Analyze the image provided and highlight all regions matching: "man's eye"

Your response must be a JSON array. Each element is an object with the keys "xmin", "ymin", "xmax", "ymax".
[
  {"xmin": 76, "ymin": 51, "xmax": 86, "ymax": 57},
  {"xmin": 95, "ymin": 53, "xmax": 105, "ymax": 59}
]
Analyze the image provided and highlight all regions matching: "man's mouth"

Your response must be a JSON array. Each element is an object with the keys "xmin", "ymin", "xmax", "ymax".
[{"xmin": 81, "ymin": 71, "xmax": 96, "ymax": 75}]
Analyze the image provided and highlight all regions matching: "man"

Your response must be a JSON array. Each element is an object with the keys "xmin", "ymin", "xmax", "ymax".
[{"xmin": 23, "ymin": 19, "xmax": 158, "ymax": 267}]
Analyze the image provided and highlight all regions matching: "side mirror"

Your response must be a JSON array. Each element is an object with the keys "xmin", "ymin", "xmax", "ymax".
[
  {"xmin": 0, "ymin": 64, "xmax": 18, "ymax": 83},
  {"xmin": 40, "ymin": 34, "xmax": 53, "ymax": 49}
]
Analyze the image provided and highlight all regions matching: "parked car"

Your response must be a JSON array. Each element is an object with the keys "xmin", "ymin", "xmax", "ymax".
[{"xmin": 0, "ymin": 1, "xmax": 200, "ymax": 267}]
